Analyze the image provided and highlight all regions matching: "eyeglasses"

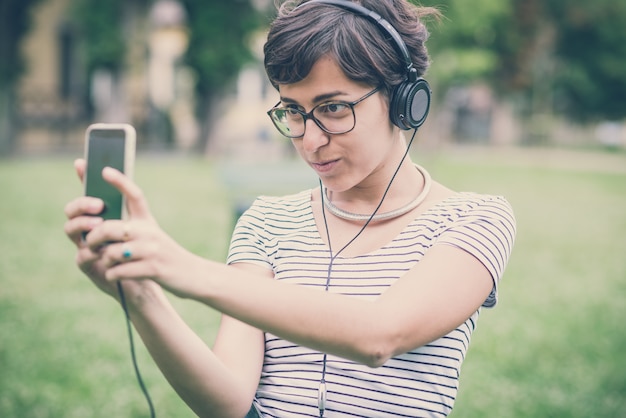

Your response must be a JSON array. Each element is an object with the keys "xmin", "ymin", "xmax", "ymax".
[{"xmin": 267, "ymin": 87, "xmax": 380, "ymax": 138}]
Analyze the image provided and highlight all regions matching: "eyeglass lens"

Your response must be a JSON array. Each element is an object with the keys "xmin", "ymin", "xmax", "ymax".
[
  {"xmin": 268, "ymin": 87, "xmax": 379, "ymax": 138},
  {"xmin": 270, "ymin": 102, "xmax": 355, "ymax": 138}
]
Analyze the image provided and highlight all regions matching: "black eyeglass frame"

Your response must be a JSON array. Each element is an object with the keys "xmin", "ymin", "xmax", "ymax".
[{"xmin": 267, "ymin": 87, "xmax": 381, "ymax": 138}]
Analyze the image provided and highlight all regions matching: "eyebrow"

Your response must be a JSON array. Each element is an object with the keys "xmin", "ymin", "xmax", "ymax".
[{"xmin": 279, "ymin": 91, "xmax": 348, "ymax": 105}]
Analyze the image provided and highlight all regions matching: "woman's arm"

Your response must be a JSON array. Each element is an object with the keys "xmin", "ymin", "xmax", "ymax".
[
  {"xmin": 99, "ymin": 222, "xmax": 490, "ymax": 367},
  {"xmin": 93, "ymin": 167, "xmax": 508, "ymax": 368},
  {"xmin": 196, "ymin": 245, "xmax": 492, "ymax": 368},
  {"xmin": 64, "ymin": 160, "xmax": 264, "ymax": 417},
  {"xmin": 126, "ymin": 279, "xmax": 264, "ymax": 418}
]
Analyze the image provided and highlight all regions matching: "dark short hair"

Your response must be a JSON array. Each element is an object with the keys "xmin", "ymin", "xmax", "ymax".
[{"xmin": 263, "ymin": 0, "xmax": 439, "ymax": 97}]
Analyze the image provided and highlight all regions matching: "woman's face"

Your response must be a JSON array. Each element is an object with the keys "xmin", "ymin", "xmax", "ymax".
[{"xmin": 277, "ymin": 56, "xmax": 399, "ymax": 193}]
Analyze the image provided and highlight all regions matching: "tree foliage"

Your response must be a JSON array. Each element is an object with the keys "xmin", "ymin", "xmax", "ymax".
[
  {"xmin": 0, "ymin": 0, "xmax": 42, "ymax": 155},
  {"xmin": 545, "ymin": 0, "xmax": 626, "ymax": 121},
  {"xmin": 0, "ymin": 0, "xmax": 42, "ymax": 88},
  {"xmin": 70, "ymin": 0, "xmax": 129, "ymax": 73},
  {"xmin": 178, "ymin": 0, "xmax": 264, "ymax": 149},
  {"xmin": 419, "ymin": 0, "xmax": 511, "ymax": 87},
  {"xmin": 181, "ymin": 0, "xmax": 263, "ymax": 100},
  {"xmin": 418, "ymin": 0, "xmax": 626, "ymax": 122},
  {"xmin": 70, "ymin": 0, "xmax": 261, "ymax": 95},
  {"xmin": 70, "ymin": 0, "xmax": 262, "ymax": 142},
  {"xmin": 67, "ymin": 0, "xmax": 262, "ymax": 147}
]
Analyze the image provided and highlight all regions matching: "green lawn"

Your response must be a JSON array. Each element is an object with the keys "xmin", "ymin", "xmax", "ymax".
[{"xmin": 0, "ymin": 147, "xmax": 624, "ymax": 417}]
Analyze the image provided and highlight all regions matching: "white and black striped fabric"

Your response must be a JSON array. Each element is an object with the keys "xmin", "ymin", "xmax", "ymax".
[{"xmin": 227, "ymin": 190, "xmax": 516, "ymax": 417}]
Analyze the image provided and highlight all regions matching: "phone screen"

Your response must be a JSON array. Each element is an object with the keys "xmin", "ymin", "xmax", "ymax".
[{"xmin": 85, "ymin": 129, "xmax": 127, "ymax": 220}]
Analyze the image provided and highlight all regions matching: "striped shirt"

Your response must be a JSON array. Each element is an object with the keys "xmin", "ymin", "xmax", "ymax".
[{"xmin": 227, "ymin": 190, "xmax": 516, "ymax": 417}]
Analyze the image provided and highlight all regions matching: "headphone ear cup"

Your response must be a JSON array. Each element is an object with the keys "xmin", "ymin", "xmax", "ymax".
[{"xmin": 389, "ymin": 78, "xmax": 431, "ymax": 130}]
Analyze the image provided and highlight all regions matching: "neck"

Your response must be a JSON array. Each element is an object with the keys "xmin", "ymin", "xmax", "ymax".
[
  {"xmin": 323, "ymin": 163, "xmax": 431, "ymax": 222},
  {"xmin": 329, "ymin": 159, "xmax": 421, "ymax": 204}
]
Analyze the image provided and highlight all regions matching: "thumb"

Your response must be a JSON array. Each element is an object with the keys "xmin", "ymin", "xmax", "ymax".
[
  {"xmin": 102, "ymin": 167, "xmax": 152, "ymax": 220},
  {"xmin": 74, "ymin": 158, "xmax": 86, "ymax": 183}
]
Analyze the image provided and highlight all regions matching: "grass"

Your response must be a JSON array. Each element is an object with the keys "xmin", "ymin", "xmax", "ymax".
[{"xmin": 0, "ymin": 147, "xmax": 625, "ymax": 417}]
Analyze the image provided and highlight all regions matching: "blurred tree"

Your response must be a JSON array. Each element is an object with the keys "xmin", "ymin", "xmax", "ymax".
[
  {"xmin": 0, "ymin": 0, "xmax": 42, "ymax": 88},
  {"xmin": 0, "ymin": 0, "xmax": 42, "ymax": 155},
  {"xmin": 546, "ymin": 0, "xmax": 626, "ymax": 122},
  {"xmin": 71, "ymin": 0, "xmax": 263, "ymax": 149},
  {"xmin": 419, "ymin": 0, "xmax": 626, "ymax": 123},
  {"xmin": 419, "ymin": 0, "xmax": 548, "ymax": 97},
  {"xmin": 71, "ymin": 0, "xmax": 128, "ymax": 73},
  {"xmin": 71, "ymin": 0, "xmax": 149, "ymax": 121},
  {"xmin": 419, "ymin": 0, "xmax": 511, "ymax": 87},
  {"xmin": 181, "ymin": 0, "xmax": 263, "ymax": 151}
]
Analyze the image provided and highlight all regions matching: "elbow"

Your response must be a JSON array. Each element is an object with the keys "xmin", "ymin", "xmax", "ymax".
[
  {"xmin": 363, "ymin": 351, "xmax": 391, "ymax": 369},
  {"xmin": 359, "ymin": 337, "xmax": 398, "ymax": 368},
  {"xmin": 356, "ymin": 318, "xmax": 412, "ymax": 368},
  {"xmin": 351, "ymin": 307, "xmax": 411, "ymax": 368}
]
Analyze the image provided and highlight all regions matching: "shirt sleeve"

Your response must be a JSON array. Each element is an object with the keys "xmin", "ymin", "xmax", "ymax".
[
  {"xmin": 226, "ymin": 197, "xmax": 273, "ymax": 269},
  {"xmin": 437, "ymin": 195, "xmax": 516, "ymax": 308}
]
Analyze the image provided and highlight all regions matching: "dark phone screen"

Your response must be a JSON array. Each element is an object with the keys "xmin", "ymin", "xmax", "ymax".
[{"xmin": 85, "ymin": 129, "xmax": 126, "ymax": 220}]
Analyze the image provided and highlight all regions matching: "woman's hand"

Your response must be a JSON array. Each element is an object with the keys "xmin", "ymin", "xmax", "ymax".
[
  {"xmin": 76, "ymin": 163, "xmax": 202, "ymax": 301},
  {"xmin": 64, "ymin": 159, "xmax": 170, "ymax": 305},
  {"xmin": 64, "ymin": 159, "xmax": 117, "ymax": 297}
]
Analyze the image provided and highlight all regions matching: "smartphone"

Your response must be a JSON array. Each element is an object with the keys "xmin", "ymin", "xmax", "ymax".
[{"xmin": 84, "ymin": 123, "xmax": 136, "ymax": 221}]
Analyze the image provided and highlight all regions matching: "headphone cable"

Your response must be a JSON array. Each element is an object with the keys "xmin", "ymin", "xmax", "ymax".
[
  {"xmin": 317, "ymin": 128, "xmax": 419, "ymax": 417},
  {"xmin": 117, "ymin": 281, "xmax": 157, "ymax": 418}
]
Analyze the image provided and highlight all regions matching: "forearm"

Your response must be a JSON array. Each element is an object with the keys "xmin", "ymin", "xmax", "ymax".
[
  {"xmin": 125, "ymin": 283, "xmax": 252, "ymax": 418},
  {"xmin": 194, "ymin": 261, "xmax": 386, "ymax": 366},
  {"xmin": 190, "ymin": 248, "xmax": 491, "ymax": 368}
]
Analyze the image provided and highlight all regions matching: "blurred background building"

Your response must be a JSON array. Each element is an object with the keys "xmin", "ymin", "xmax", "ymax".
[
  {"xmin": 1, "ymin": 0, "xmax": 625, "ymax": 157},
  {"xmin": 2, "ymin": 0, "xmax": 273, "ymax": 156}
]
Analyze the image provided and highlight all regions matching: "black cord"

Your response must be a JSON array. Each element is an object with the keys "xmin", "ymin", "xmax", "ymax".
[
  {"xmin": 317, "ymin": 128, "xmax": 419, "ymax": 417},
  {"xmin": 117, "ymin": 281, "xmax": 157, "ymax": 418},
  {"xmin": 321, "ymin": 126, "xmax": 418, "ymax": 265}
]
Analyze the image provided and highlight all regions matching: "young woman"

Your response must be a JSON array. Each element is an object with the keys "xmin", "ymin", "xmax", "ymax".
[{"xmin": 64, "ymin": 1, "xmax": 516, "ymax": 417}]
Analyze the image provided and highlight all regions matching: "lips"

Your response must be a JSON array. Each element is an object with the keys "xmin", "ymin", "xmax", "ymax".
[{"xmin": 311, "ymin": 159, "xmax": 339, "ymax": 174}]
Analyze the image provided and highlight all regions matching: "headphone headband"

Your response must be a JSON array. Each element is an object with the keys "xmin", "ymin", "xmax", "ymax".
[{"xmin": 301, "ymin": 0, "xmax": 417, "ymax": 81}]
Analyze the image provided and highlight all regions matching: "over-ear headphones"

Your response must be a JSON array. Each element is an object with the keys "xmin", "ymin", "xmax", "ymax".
[{"xmin": 299, "ymin": 0, "xmax": 431, "ymax": 130}]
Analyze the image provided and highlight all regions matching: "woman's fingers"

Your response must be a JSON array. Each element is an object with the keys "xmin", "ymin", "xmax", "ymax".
[
  {"xmin": 74, "ymin": 158, "xmax": 86, "ymax": 183},
  {"xmin": 75, "ymin": 243, "xmax": 100, "ymax": 267},
  {"xmin": 64, "ymin": 215, "xmax": 103, "ymax": 245},
  {"xmin": 64, "ymin": 196, "xmax": 105, "ymax": 219},
  {"xmin": 83, "ymin": 219, "xmax": 128, "ymax": 250},
  {"xmin": 101, "ymin": 167, "xmax": 152, "ymax": 220},
  {"xmin": 74, "ymin": 245, "xmax": 120, "ymax": 298},
  {"xmin": 101, "ymin": 241, "xmax": 138, "ymax": 268},
  {"xmin": 64, "ymin": 196, "xmax": 106, "ymax": 245},
  {"xmin": 65, "ymin": 164, "xmax": 154, "ymax": 248},
  {"xmin": 98, "ymin": 241, "xmax": 155, "ymax": 282}
]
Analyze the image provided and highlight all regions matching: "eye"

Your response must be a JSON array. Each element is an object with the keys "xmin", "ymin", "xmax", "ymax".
[
  {"xmin": 316, "ymin": 102, "xmax": 350, "ymax": 117},
  {"xmin": 285, "ymin": 105, "xmax": 303, "ymax": 115}
]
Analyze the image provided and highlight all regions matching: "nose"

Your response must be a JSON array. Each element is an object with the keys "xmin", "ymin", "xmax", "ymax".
[{"xmin": 300, "ymin": 119, "xmax": 330, "ymax": 153}]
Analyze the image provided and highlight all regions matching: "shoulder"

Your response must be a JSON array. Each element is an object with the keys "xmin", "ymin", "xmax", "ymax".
[
  {"xmin": 434, "ymin": 192, "xmax": 516, "ymax": 308},
  {"xmin": 237, "ymin": 189, "xmax": 314, "ymax": 232},
  {"xmin": 252, "ymin": 189, "xmax": 312, "ymax": 206},
  {"xmin": 246, "ymin": 189, "xmax": 312, "ymax": 215},
  {"xmin": 418, "ymin": 191, "xmax": 516, "ymax": 248},
  {"xmin": 436, "ymin": 192, "xmax": 517, "ymax": 246},
  {"xmin": 437, "ymin": 192, "xmax": 515, "ymax": 222},
  {"xmin": 228, "ymin": 190, "xmax": 315, "ymax": 265}
]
